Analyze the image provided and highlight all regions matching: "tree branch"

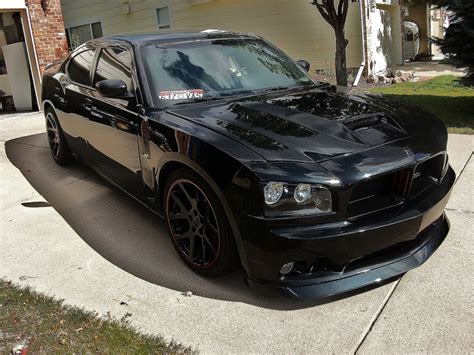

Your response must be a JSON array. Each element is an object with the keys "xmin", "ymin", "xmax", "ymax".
[
  {"xmin": 341, "ymin": 0, "xmax": 349, "ymax": 27},
  {"xmin": 314, "ymin": 3, "xmax": 336, "ymax": 29},
  {"xmin": 324, "ymin": 0, "xmax": 339, "ymax": 25}
]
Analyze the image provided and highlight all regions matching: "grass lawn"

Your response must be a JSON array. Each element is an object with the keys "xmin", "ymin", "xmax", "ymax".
[
  {"xmin": 0, "ymin": 279, "xmax": 190, "ymax": 353},
  {"xmin": 368, "ymin": 75, "xmax": 474, "ymax": 134}
]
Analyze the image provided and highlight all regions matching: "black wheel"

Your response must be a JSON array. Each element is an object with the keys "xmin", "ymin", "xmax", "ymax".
[
  {"xmin": 164, "ymin": 168, "xmax": 239, "ymax": 277},
  {"xmin": 45, "ymin": 108, "xmax": 72, "ymax": 165}
]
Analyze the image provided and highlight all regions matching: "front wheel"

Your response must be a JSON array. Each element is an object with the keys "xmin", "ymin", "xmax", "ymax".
[{"xmin": 164, "ymin": 168, "xmax": 239, "ymax": 277}]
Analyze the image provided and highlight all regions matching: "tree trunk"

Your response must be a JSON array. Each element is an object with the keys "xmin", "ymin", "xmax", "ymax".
[{"xmin": 335, "ymin": 27, "xmax": 348, "ymax": 88}]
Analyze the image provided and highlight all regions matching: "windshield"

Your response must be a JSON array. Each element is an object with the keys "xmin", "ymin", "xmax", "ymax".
[{"xmin": 140, "ymin": 39, "xmax": 314, "ymax": 107}]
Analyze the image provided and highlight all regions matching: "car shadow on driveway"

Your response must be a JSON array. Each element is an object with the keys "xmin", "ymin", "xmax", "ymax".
[{"xmin": 5, "ymin": 133, "xmax": 394, "ymax": 310}]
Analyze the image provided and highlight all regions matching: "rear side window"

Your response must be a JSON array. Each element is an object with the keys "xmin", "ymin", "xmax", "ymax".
[
  {"xmin": 68, "ymin": 49, "xmax": 96, "ymax": 86},
  {"xmin": 94, "ymin": 47, "xmax": 133, "ymax": 92}
]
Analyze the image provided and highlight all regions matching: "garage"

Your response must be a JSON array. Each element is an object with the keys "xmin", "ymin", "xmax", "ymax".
[{"xmin": 0, "ymin": 0, "xmax": 68, "ymax": 114}]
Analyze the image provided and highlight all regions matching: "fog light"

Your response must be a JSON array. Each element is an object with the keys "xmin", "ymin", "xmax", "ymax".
[
  {"xmin": 294, "ymin": 183, "xmax": 312, "ymax": 204},
  {"xmin": 264, "ymin": 182, "xmax": 284, "ymax": 205},
  {"xmin": 280, "ymin": 262, "xmax": 295, "ymax": 275}
]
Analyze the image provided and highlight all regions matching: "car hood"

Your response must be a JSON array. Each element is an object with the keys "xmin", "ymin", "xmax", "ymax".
[{"xmin": 167, "ymin": 86, "xmax": 444, "ymax": 163}]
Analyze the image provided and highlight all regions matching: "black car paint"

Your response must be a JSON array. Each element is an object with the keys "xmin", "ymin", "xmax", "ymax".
[{"xmin": 42, "ymin": 31, "xmax": 454, "ymax": 299}]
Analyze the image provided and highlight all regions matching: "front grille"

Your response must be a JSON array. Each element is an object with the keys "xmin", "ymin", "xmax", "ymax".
[
  {"xmin": 410, "ymin": 154, "xmax": 445, "ymax": 197},
  {"xmin": 350, "ymin": 169, "xmax": 412, "ymax": 204},
  {"xmin": 347, "ymin": 154, "xmax": 445, "ymax": 218},
  {"xmin": 347, "ymin": 172, "xmax": 404, "ymax": 217},
  {"xmin": 350, "ymin": 174, "xmax": 395, "ymax": 202},
  {"xmin": 392, "ymin": 169, "xmax": 413, "ymax": 197}
]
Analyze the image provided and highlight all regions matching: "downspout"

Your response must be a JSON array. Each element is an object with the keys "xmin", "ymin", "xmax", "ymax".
[
  {"xmin": 353, "ymin": 0, "xmax": 368, "ymax": 87},
  {"xmin": 427, "ymin": 3, "xmax": 432, "ymax": 58}
]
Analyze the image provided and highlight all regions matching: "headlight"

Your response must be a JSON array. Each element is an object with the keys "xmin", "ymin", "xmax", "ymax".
[
  {"xmin": 294, "ymin": 184, "xmax": 312, "ymax": 204},
  {"xmin": 263, "ymin": 182, "xmax": 333, "ymax": 216},
  {"xmin": 264, "ymin": 182, "xmax": 284, "ymax": 205},
  {"xmin": 313, "ymin": 186, "xmax": 332, "ymax": 212}
]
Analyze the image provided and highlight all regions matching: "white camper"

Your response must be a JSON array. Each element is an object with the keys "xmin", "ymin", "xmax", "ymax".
[{"xmin": 403, "ymin": 21, "xmax": 420, "ymax": 61}]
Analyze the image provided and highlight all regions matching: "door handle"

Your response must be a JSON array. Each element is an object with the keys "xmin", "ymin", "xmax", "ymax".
[
  {"xmin": 84, "ymin": 97, "xmax": 93, "ymax": 111},
  {"xmin": 90, "ymin": 110, "xmax": 103, "ymax": 119}
]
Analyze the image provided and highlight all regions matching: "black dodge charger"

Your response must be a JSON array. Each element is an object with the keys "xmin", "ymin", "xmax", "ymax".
[{"xmin": 42, "ymin": 30, "xmax": 455, "ymax": 299}]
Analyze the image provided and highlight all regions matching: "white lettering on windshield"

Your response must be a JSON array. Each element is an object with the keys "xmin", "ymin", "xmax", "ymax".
[{"xmin": 159, "ymin": 89, "xmax": 204, "ymax": 100}]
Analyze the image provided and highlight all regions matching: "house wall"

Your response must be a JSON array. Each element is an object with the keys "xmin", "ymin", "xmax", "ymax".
[
  {"xmin": 366, "ymin": 2, "xmax": 403, "ymax": 74},
  {"xmin": 405, "ymin": 4, "xmax": 429, "ymax": 56},
  {"xmin": 60, "ymin": 0, "xmax": 364, "ymax": 71},
  {"xmin": 27, "ymin": 0, "xmax": 69, "ymax": 72},
  {"xmin": 429, "ymin": 7, "xmax": 446, "ymax": 59}
]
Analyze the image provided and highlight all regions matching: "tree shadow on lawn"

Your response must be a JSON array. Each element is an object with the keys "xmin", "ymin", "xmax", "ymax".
[
  {"xmin": 382, "ymin": 94, "xmax": 474, "ymax": 134},
  {"xmin": 5, "ymin": 133, "xmax": 396, "ymax": 310}
]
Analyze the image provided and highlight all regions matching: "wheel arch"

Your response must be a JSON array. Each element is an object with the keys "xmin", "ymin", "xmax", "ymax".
[
  {"xmin": 43, "ymin": 101, "xmax": 53, "ymax": 114},
  {"xmin": 155, "ymin": 154, "xmax": 251, "ymax": 273},
  {"xmin": 42, "ymin": 99, "xmax": 56, "ymax": 115}
]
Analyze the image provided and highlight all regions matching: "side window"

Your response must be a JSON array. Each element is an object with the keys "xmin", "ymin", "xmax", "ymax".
[
  {"xmin": 68, "ymin": 49, "xmax": 97, "ymax": 86},
  {"xmin": 94, "ymin": 47, "xmax": 133, "ymax": 92}
]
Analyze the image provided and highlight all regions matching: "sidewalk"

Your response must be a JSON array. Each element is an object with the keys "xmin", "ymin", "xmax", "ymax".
[
  {"xmin": 1, "ymin": 113, "xmax": 473, "ymax": 353},
  {"xmin": 395, "ymin": 61, "xmax": 467, "ymax": 81}
]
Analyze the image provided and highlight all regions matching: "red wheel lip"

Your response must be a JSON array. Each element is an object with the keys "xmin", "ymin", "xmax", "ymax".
[{"xmin": 165, "ymin": 178, "xmax": 221, "ymax": 269}]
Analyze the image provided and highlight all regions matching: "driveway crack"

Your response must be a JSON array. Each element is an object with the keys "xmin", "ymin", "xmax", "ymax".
[
  {"xmin": 353, "ymin": 280, "xmax": 400, "ymax": 354},
  {"xmin": 445, "ymin": 208, "xmax": 474, "ymax": 215},
  {"xmin": 455, "ymin": 152, "xmax": 472, "ymax": 184},
  {"xmin": 353, "ymin": 152, "xmax": 472, "ymax": 354}
]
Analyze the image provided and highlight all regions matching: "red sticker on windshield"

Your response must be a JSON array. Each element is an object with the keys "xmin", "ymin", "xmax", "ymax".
[{"xmin": 159, "ymin": 89, "xmax": 204, "ymax": 100}]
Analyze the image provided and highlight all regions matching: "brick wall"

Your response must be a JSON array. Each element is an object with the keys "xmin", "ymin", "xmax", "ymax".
[{"xmin": 27, "ymin": 0, "xmax": 69, "ymax": 73}]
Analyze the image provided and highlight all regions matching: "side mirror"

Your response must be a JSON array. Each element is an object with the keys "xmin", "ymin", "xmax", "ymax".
[
  {"xmin": 297, "ymin": 59, "xmax": 311, "ymax": 72},
  {"xmin": 95, "ymin": 79, "xmax": 129, "ymax": 99}
]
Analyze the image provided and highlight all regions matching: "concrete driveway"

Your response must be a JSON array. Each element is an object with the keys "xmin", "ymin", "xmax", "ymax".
[{"xmin": 1, "ymin": 112, "xmax": 473, "ymax": 353}]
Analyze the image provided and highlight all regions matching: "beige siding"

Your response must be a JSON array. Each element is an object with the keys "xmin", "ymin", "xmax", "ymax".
[{"xmin": 61, "ymin": 0, "xmax": 363, "ymax": 70}]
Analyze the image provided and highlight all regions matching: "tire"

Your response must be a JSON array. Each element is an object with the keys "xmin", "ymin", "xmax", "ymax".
[
  {"xmin": 164, "ymin": 167, "xmax": 239, "ymax": 277},
  {"xmin": 45, "ymin": 108, "xmax": 73, "ymax": 166}
]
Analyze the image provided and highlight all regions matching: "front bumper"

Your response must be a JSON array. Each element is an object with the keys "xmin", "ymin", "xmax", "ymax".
[{"xmin": 242, "ymin": 166, "xmax": 455, "ymax": 300}]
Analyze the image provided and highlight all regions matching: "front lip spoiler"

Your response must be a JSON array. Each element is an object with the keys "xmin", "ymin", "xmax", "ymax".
[{"xmin": 247, "ymin": 213, "xmax": 450, "ymax": 300}]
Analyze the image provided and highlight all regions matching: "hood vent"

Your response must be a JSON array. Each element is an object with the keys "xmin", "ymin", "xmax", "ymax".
[
  {"xmin": 342, "ymin": 113, "xmax": 406, "ymax": 146},
  {"xmin": 343, "ymin": 114, "xmax": 397, "ymax": 131}
]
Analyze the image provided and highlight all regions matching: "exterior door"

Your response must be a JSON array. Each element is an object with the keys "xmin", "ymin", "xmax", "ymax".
[
  {"xmin": 59, "ymin": 48, "xmax": 98, "ymax": 160},
  {"xmin": 87, "ymin": 46, "xmax": 143, "ymax": 197}
]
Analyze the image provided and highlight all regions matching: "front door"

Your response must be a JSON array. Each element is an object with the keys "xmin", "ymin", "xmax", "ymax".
[{"xmin": 86, "ymin": 46, "xmax": 143, "ymax": 197}]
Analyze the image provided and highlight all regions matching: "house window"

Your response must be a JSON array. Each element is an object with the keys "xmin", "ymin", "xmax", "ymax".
[
  {"xmin": 156, "ymin": 7, "xmax": 171, "ymax": 29},
  {"xmin": 66, "ymin": 22, "xmax": 103, "ymax": 50}
]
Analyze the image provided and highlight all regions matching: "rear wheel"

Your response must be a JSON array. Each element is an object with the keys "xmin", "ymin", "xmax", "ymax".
[
  {"xmin": 164, "ymin": 168, "xmax": 239, "ymax": 277},
  {"xmin": 45, "ymin": 108, "xmax": 72, "ymax": 165}
]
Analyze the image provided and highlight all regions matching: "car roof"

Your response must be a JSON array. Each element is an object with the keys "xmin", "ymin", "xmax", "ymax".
[{"xmin": 103, "ymin": 29, "xmax": 261, "ymax": 47}]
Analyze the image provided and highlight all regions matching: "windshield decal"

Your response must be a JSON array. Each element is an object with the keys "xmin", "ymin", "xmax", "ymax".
[{"xmin": 159, "ymin": 89, "xmax": 204, "ymax": 100}]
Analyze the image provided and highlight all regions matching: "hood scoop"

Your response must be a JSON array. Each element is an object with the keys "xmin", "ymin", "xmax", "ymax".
[{"xmin": 342, "ymin": 113, "xmax": 407, "ymax": 146}]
